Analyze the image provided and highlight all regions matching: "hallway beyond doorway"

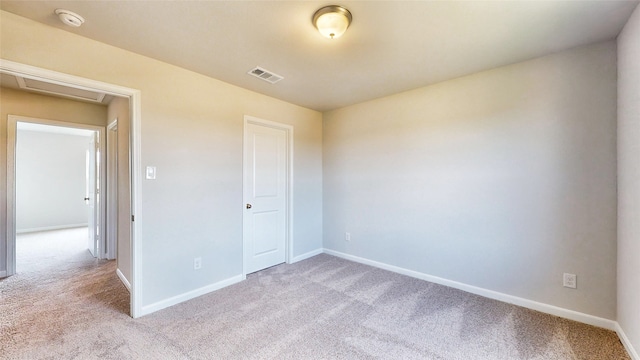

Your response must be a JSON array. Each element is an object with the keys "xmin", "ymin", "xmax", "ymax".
[{"xmin": 1, "ymin": 227, "xmax": 130, "ymax": 357}]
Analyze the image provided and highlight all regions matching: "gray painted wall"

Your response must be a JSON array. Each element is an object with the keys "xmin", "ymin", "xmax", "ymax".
[
  {"xmin": 323, "ymin": 41, "xmax": 618, "ymax": 319},
  {"xmin": 617, "ymin": 3, "xmax": 640, "ymax": 356},
  {"xmin": 16, "ymin": 130, "xmax": 91, "ymax": 232}
]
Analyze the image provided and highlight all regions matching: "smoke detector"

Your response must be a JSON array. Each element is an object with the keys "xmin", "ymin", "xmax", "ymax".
[{"xmin": 55, "ymin": 9, "xmax": 85, "ymax": 27}]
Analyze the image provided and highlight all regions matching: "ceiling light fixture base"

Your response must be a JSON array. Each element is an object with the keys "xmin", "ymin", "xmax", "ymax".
[{"xmin": 313, "ymin": 5, "xmax": 352, "ymax": 39}]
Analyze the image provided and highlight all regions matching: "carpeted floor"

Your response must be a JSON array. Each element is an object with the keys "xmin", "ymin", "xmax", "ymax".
[{"xmin": 0, "ymin": 228, "xmax": 631, "ymax": 359}]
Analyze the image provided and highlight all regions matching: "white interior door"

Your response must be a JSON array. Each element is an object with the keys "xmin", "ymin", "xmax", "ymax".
[
  {"xmin": 86, "ymin": 133, "xmax": 99, "ymax": 257},
  {"xmin": 243, "ymin": 121, "xmax": 288, "ymax": 274}
]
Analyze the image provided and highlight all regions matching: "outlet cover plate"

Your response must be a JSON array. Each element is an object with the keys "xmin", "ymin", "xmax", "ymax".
[{"xmin": 563, "ymin": 273, "xmax": 577, "ymax": 289}]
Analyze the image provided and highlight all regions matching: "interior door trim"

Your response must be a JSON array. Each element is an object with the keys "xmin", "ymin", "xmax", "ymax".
[{"xmin": 106, "ymin": 118, "xmax": 118, "ymax": 260}]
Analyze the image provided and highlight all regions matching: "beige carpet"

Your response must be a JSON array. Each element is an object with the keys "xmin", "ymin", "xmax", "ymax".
[{"xmin": 0, "ymin": 228, "xmax": 630, "ymax": 359}]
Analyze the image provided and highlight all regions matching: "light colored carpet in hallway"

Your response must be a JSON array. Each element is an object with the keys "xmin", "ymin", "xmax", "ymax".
[{"xmin": 0, "ymin": 228, "xmax": 630, "ymax": 359}]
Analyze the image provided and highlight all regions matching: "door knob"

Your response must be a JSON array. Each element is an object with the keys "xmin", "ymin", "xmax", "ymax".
[{"xmin": 246, "ymin": 203, "xmax": 252, "ymax": 209}]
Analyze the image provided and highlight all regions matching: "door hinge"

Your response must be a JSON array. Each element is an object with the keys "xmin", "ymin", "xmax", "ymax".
[{"xmin": 131, "ymin": 215, "xmax": 135, "ymax": 222}]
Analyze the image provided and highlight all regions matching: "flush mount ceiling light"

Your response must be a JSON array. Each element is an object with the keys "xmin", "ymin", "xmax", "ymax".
[
  {"xmin": 55, "ymin": 9, "xmax": 85, "ymax": 27},
  {"xmin": 312, "ymin": 5, "xmax": 352, "ymax": 39}
]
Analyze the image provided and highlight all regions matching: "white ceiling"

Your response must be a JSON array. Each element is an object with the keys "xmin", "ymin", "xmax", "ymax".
[{"xmin": 1, "ymin": 1, "xmax": 637, "ymax": 112}]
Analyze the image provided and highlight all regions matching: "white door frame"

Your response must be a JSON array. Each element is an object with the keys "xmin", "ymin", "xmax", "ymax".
[
  {"xmin": 7, "ymin": 116, "xmax": 106, "ymax": 258},
  {"xmin": 1, "ymin": 59, "xmax": 143, "ymax": 318},
  {"xmin": 106, "ymin": 119, "xmax": 118, "ymax": 260},
  {"xmin": 86, "ymin": 130, "xmax": 100, "ymax": 257},
  {"xmin": 242, "ymin": 115, "xmax": 294, "ymax": 277}
]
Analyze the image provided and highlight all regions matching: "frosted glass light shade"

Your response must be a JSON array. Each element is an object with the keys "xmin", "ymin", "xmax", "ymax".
[{"xmin": 313, "ymin": 6, "xmax": 352, "ymax": 39}]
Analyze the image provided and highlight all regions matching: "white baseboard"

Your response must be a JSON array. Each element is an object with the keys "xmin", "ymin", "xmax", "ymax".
[
  {"xmin": 116, "ymin": 268, "xmax": 131, "ymax": 292},
  {"xmin": 291, "ymin": 248, "xmax": 323, "ymax": 263},
  {"xmin": 140, "ymin": 274, "xmax": 245, "ymax": 317},
  {"xmin": 17, "ymin": 223, "xmax": 88, "ymax": 234},
  {"xmin": 0, "ymin": 270, "xmax": 6, "ymax": 278},
  {"xmin": 616, "ymin": 323, "xmax": 640, "ymax": 360},
  {"xmin": 323, "ymin": 249, "xmax": 617, "ymax": 331}
]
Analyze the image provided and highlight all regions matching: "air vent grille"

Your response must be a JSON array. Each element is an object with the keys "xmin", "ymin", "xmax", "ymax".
[
  {"xmin": 248, "ymin": 67, "xmax": 283, "ymax": 84},
  {"xmin": 16, "ymin": 76, "xmax": 106, "ymax": 103}
]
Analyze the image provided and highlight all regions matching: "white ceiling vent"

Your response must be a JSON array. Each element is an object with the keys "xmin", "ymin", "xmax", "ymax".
[
  {"xmin": 15, "ymin": 76, "xmax": 106, "ymax": 103},
  {"xmin": 248, "ymin": 67, "xmax": 283, "ymax": 84}
]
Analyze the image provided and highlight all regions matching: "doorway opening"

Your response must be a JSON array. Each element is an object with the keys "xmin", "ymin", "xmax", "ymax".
[
  {"xmin": 12, "ymin": 119, "xmax": 105, "ymax": 270},
  {"xmin": 1, "ymin": 59, "xmax": 142, "ymax": 318}
]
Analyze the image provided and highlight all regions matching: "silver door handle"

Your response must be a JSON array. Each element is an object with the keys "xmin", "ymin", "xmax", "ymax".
[{"xmin": 246, "ymin": 203, "xmax": 252, "ymax": 209}]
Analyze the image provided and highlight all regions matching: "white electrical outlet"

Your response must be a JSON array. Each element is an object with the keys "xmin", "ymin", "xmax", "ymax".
[
  {"xmin": 194, "ymin": 257, "xmax": 202, "ymax": 270},
  {"xmin": 563, "ymin": 273, "xmax": 577, "ymax": 289},
  {"xmin": 345, "ymin": 232, "xmax": 351, "ymax": 241}
]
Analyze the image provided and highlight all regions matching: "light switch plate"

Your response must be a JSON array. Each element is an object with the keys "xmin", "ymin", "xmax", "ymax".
[{"xmin": 146, "ymin": 166, "xmax": 156, "ymax": 180}]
